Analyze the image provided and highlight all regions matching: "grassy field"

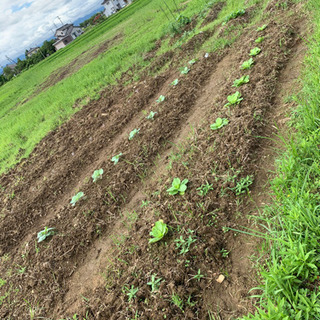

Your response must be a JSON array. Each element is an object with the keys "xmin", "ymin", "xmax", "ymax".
[{"xmin": 0, "ymin": 0, "xmax": 319, "ymax": 318}]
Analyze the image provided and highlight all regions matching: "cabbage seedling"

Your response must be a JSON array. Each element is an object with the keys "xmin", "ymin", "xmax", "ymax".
[
  {"xmin": 167, "ymin": 177, "xmax": 188, "ymax": 195},
  {"xmin": 256, "ymin": 24, "xmax": 267, "ymax": 31},
  {"xmin": 232, "ymin": 75, "xmax": 249, "ymax": 87},
  {"xmin": 71, "ymin": 192, "xmax": 84, "ymax": 206},
  {"xmin": 224, "ymin": 91, "xmax": 243, "ymax": 107},
  {"xmin": 249, "ymin": 47, "xmax": 261, "ymax": 56},
  {"xmin": 255, "ymin": 36, "xmax": 264, "ymax": 43},
  {"xmin": 181, "ymin": 67, "xmax": 190, "ymax": 74},
  {"xmin": 146, "ymin": 111, "xmax": 157, "ymax": 120},
  {"xmin": 111, "ymin": 152, "xmax": 122, "ymax": 164},
  {"xmin": 210, "ymin": 118, "xmax": 228, "ymax": 130},
  {"xmin": 156, "ymin": 95, "xmax": 165, "ymax": 103},
  {"xmin": 92, "ymin": 168, "xmax": 103, "ymax": 182},
  {"xmin": 149, "ymin": 219, "xmax": 168, "ymax": 243},
  {"xmin": 188, "ymin": 59, "xmax": 196, "ymax": 65},
  {"xmin": 37, "ymin": 227, "xmax": 55, "ymax": 243},
  {"xmin": 129, "ymin": 128, "xmax": 140, "ymax": 140},
  {"xmin": 171, "ymin": 79, "xmax": 179, "ymax": 86},
  {"xmin": 241, "ymin": 58, "xmax": 254, "ymax": 70}
]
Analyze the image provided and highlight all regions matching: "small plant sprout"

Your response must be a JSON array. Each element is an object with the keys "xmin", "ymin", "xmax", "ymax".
[
  {"xmin": 197, "ymin": 182, "xmax": 213, "ymax": 196},
  {"xmin": 146, "ymin": 111, "xmax": 157, "ymax": 120},
  {"xmin": 181, "ymin": 66, "xmax": 190, "ymax": 74},
  {"xmin": 191, "ymin": 269, "xmax": 204, "ymax": 282},
  {"xmin": 156, "ymin": 95, "xmax": 165, "ymax": 103},
  {"xmin": 149, "ymin": 219, "xmax": 168, "ymax": 243},
  {"xmin": 231, "ymin": 175, "xmax": 254, "ymax": 195},
  {"xmin": 129, "ymin": 128, "xmax": 140, "ymax": 140},
  {"xmin": 256, "ymin": 24, "xmax": 267, "ymax": 31},
  {"xmin": 224, "ymin": 91, "xmax": 243, "ymax": 107},
  {"xmin": 171, "ymin": 79, "xmax": 179, "ymax": 86},
  {"xmin": 92, "ymin": 168, "xmax": 103, "ymax": 182},
  {"xmin": 70, "ymin": 192, "xmax": 84, "ymax": 206},
  {"xmin": 241, "ymin": 58, "xmax": 254, "ymax": 70},
  {"xmin": 175, "ymin": 234, "xmax": 197, "ymax": 255},
  {"xmin": 232, "ymin": 75, "xmax": 249, "ymax": 87},
  {"xmin": 171, "ymin": 293, "xmax": 184, "ymax": 311},
  {"xmin": 147, "ymin": 274, "xmax": 163, "ymax": 292},
  {"xmin": 37, "ymin": 227, "xmax": 55, "ymax": 243},
  {"xmin": 223, "ymin": 9, "xmax": 245, "ymax": 24},
  {"xmin": 188, "ymin": 59, "xmax": 196, "ymax": 65},
  {"xmin": 123, "ymin": 285, "xmax": 139, "ymax": 302},
  {"xmin": 255, "ymin": 36, "xmax": 265, "ymax": 43},
  {"xmin": 167, "ymin": 178, "xmax": 188, "ymax": 195},
  {"xmin": 210, "ymin": 118, "xmax": 229, "ymax": 130},
  {"xmin": 220, "ymin": 248, "xmax": 229, "ymax": 257},
  {"xmin": 249, "ymin": 47, "xmax": 261, "ymax": 56},
  {"xmin": 111, "ymin": 152, "xmax": 122, "ymax": 164}
]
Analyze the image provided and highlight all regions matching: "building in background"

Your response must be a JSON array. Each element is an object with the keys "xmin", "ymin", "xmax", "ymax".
[
  {"xmin": 26, "ymin": 47, "xmax": 40, "ymax": 58},
  {"xmin": 101, "ymin": 0, "xmax": 132, "ymax": 17},
  {"xmin": 53, "ymin": 24, "xmax": 83, "ymax": 51}
]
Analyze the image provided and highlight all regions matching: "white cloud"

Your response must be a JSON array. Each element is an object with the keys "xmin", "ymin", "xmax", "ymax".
[{"xmin": 0, "ymin": 0, "xmax": 103, "ymax": 66}]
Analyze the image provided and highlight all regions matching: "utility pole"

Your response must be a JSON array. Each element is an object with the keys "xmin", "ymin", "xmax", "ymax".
[
  {"xmin": 57, "ymin": 16, "xmax": 64, "ymax": 26},
  {"xmin": 5, "ymin": 56, "xmax": 16, "ymax": 65},
  {"xmin": 35, "ymin": 44, "xmax": 46, "ymax": 59}
]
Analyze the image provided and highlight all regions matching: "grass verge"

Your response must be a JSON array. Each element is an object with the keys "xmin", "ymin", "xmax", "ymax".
[{"xmin": 241, "ymin": 1, "xmax": 320, "ymax": 318}]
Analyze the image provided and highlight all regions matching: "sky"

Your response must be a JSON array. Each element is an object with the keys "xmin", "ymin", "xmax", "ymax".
[{"xmin": 0, "ymin": 0, "xmax": 104, "ymax": 67}]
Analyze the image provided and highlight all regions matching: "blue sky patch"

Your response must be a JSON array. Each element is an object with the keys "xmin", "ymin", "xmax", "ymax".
[{"xmin": 11, "ymin": 2, "xmax": 32, "ymax": 13}]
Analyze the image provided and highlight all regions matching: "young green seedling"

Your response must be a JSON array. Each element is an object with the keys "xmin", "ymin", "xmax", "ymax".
[
  {"xmin": 171, "ymin": 79, "xmax": 179, "ymax": 86},
  {"xmin": 223, "ymin": 9, "xmax": 245, "ymax": 25},
  {"xmin": 175, "ymin": 235, "xmax": 197, "ymax": 255},
  {"xmin": 70, "ymin": 192, "xmax": 84, "ymax": 206},
  {"xmin": 123, "ymin": 285, "xmax": 139, "ymax": 302},
  {"xmin": 188, "ymin": 59, "xmax": 196, "ymax": 65},
  {"xmin": 241, "ymin": 58, "xmax": 254, "ymax": 70},
  {"xmin": 37, "ymin": 227, "xmax": 55, "ymax": 243},
  {"xmin": 181, "ymin": 67, "xmax": 190, "ymax": 74},
  {"xmin": 92, "ymin": 168, "xmax": 103, "ymax": 182},
  {"xmin": 191, "ymin": 269, "xmax": 204, "ymax": 282},
  {"xmin": 167, "ymin": 177, "xmax": 188, "ymax": 195},
  {"xmin": 111, "ymin": 152, "xmax": 122, "ymax": 164},
  {"xmin": 255, "ymin": 36, "xmax": 264, "ymax": 43},
  {"xmin": 128, "ymin": 128, "xmax": 140, "ymax": 140},
  {"xmin": 149, "ymin": 219, "xmax": 168, "ymax": 243},
  {"xmin": 231, "ymin": 175, "xmax": 254, "ymax": 195},
  {"xmin": 146, "ymin": 111, "xmax": 157, "ymax": 120},
  {"xmin": 147, "ymin": 274, "xmax": 163, "ymax": 292},
  {"xmin": 249, "ymin": 47, "xmax": 261, "ymax": 56},
  {"xmin": 232, "ymin": 75, "xmax": 249, "ymax": 87},
  {"xmin": 256, "ymin": 24, "xmax": 267, "ymax": 31},
  {"xmin": 224, "ymin": 91, "xmax": 243, "ymax": 107},
  {"xmin": 197, "ymin": 182, "xmax": 214, "ymax": 196},
  {"xmin": 210, "ymin": 118, "xmax": 229, "ymax": 130},
  {"xmin": 156, "ymin": 95, "xmax": 165, "ymax": 103}
]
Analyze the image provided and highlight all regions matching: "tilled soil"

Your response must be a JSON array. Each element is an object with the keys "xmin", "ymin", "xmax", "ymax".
[{"xmin": 0, "ymin": 3, "xmax": 307, "ymax": 319}]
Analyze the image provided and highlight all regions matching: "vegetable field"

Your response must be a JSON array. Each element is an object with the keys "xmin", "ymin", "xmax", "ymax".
[{"xmin": 1, "ymin": 0, "xmax": 319, "ymax": 319}]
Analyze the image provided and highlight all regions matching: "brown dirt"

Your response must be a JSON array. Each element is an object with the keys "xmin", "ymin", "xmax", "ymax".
[
  {"xmin": 0, "ymin": 2, "xmax": 308, "ymax": 319},
  {"xmin": 201, "ymin": 2, "xmax": 226, "ymax": 27}
]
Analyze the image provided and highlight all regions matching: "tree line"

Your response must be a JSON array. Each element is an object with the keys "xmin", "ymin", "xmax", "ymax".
[{"xmin": 1, "ymin": 39, "xmax": 56, "ymax": 86}]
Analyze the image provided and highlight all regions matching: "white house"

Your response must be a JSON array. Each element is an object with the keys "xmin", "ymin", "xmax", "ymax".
[
  {"xmin": 53, "ymin": 24, "xmax": 83, "ymax": 51},
  {"xmin": 101, "ymin": 0, "xmax": 132, "ymax": 17}
]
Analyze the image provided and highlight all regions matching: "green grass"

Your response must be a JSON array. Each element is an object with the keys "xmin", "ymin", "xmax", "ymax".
[{"xmin": 240, "ymin": 1, "xmax": 320, "ymax": 319}]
